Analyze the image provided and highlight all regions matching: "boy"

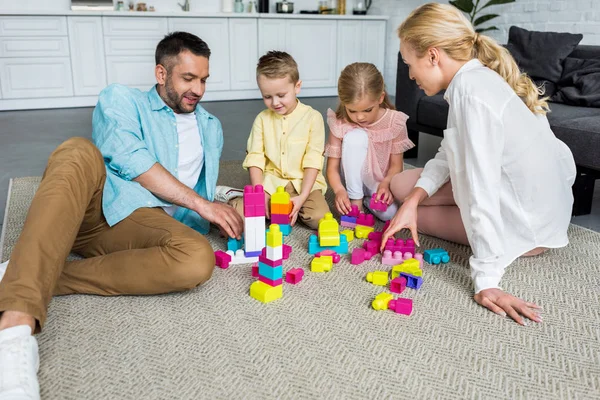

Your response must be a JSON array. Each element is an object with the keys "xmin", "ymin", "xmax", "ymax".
[{"xmin": 216, "ymin": 51, "xmax": 329, "ymax": 229}]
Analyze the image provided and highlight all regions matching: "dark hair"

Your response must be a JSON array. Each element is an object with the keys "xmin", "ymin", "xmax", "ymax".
[{"xmin": 155, "ymin": 31, "xmax": 211, "ymax": 70}]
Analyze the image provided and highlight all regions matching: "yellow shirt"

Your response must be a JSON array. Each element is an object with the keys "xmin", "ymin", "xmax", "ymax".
[{"xmin": 243, "ymin": 100, "xmax": 327, "ymax": 195}]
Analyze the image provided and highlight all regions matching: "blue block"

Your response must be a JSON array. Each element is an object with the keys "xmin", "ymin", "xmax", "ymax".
[
  {"xmin": 244, "ymin": 250, "xmax": 262, "ymax": 257},
  {"xmin": 423, "ymin": 248, "xmax": 450, "ymax": 265},
  {"xmin": 258, "ymin": 263, "xmax": 283, "ymax": 280},
  {"xmin": 341, "ymin": 215, "xmax": 357, "ymax": 224},
  {"xmin": 307, "ymin": 234, "xmax": 348, "ymax": 255},
  {"xmin": 227, "ymin": 237, "xmax": 244, "ymax": 252},
  {"xmin": 279, "ymin": 224, "xmax": 292, "ymax": 236},
  {"xmin": 400, "ymin": 273, "xmax": 423, "ymax": 289}
]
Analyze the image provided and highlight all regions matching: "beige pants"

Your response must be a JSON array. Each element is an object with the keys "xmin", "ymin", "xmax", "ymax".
[
  {"xmin": 0, "ymin": 138, "xmax": 215, "ymax": 332},
  {"xmin": 230, "ymin": 182, "xmax": 330, "ymax": 230}
]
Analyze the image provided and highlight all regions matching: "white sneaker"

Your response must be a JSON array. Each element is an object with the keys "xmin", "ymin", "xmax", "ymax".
[
  {"xmin": 0, "ymin": 260, "xmax": 8, "ymax": 283},
  {"xmin": 214, "ymin": 185, "xmax": 244, "ymax": 203},
  {"xmin": 0, "ymin": 325, "xmax": 40, "ymax": 400}
]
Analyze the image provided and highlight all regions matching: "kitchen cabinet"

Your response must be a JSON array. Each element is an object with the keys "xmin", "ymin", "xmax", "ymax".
[
  {"xmin": 0, "ymin": 57, "xmax": 73, "ymax": 98},
  {"xmin": 68, "ymin": 17, "xmax": 107, "ymax": 96},
  {"xmin": 229, "ymin": 18, "xmax": 258, "ymax": 91},
  {"xmin": 337, "ymin": 20, "xmax": 386, "ymax": 75}
]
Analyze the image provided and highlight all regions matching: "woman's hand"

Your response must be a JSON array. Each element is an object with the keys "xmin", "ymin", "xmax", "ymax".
[
  {"xmin": 474, "ymin": 288, "xmax": 542, "ymax": 325},
  {"xmin": 380, "ymin": 198, "xmax": 420, "ymax": 251},
  {"xmin": 334, "ymin": 188, "xmax": 352, "ymax": 215},
  {"xmin": 375, "ymin": 182, "xmax": 393, "ymax": 205}
]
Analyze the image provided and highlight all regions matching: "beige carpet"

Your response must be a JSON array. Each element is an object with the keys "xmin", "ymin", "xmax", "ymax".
[{"xmin": 1, "ymin": 160, "xmax": 599, "ymax": 400}]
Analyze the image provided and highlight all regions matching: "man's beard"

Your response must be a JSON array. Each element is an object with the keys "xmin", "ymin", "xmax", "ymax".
[{"xmin": 164, "ymin": 76, "xmax": 198, "ymax": 113}]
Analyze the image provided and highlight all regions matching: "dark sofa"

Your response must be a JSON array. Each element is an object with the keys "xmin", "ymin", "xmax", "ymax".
[{"xmin": 395, "ymin": 44, "xmax": 600, "ymax": 216}]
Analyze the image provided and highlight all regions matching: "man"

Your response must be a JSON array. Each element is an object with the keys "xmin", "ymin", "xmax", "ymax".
[{"xmin": 0, "ymin": 32, "xmax": 243, "ymax": 399}]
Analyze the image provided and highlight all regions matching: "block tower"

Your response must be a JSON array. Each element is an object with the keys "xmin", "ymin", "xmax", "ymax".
[
  {"xmin": 243, "ymin": 185, "xmax": 266, "ymax": 257},
  {"xmin": 270, "ymin": 186, "xmax": 292, "ymax": 236},
  {"xmin": 250, "ymin": 224, "xmax": 284, "ymax": 303}
]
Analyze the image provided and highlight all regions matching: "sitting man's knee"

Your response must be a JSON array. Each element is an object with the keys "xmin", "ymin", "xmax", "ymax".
[
  {"xmin": 53, "ymin": 137, "xmax": 103, "ymax": 165},
  {"xmin": 169, "ymin": 236, "xmax": 215, "ymax": 291}
]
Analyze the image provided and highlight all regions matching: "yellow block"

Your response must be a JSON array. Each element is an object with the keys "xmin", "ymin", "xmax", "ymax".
[
  {"xmin": 266, "ymin": 224, "xmax": 283, "ymax": 248},
  {"xmin": 372, "ymin": 292, "xmax": 393, "ymax": 310},
  {"xmin": 318, "ymin": 213, "xmax": 340, "ymax": 247},
  {"xmin": 341, "ymin": 230, "xmax": 354, "ymax": 242},
  {"xmin": 311, "ymin": 256, "xmax": 333, "ymax": 272},
  {"xmin": 366, "ymin": 271, "xmax": 389, "ymax": 286},
  {"xmin": 250, "ymin": 281, "xmax": 283, "ymax": 303},
  {"xmin": 271, "ymin": 186, "xmax": 290, "ymax": 205},
  {"xmin": 391, "ymin": 258, "xmax": 422, "ymax": 279},
  {"xmin": 355, "ymin": 225, "xmax": 374, "ymax": 239}
]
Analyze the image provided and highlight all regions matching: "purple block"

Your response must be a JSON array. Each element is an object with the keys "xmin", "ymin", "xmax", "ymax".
[
  {"xmin": 271, "ymin": 213, "xmax": 290, "ymax": 225},
  {"xmin": 244, "ymin": 250, "xmax": 262, "ymax": 257},
  {"xmin": 400, "ymin": 273, "xmax": 423, "ymax": 290},
  {"xmin": 341, "ymin": 215, "xmax": 357, "ymax": 224}
]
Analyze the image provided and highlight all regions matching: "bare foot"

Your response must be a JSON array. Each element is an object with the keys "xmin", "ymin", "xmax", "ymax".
[
  {"xmin": 350, "ymin": 198, "xmax": 364, "ymax": 213},
  {"xmin": 522, "ymin": 247, "xmax": 547, "ymax": 257},
  {"xmin": 0, "ymin": 311, "xmax": 35, "ymax": 334}
]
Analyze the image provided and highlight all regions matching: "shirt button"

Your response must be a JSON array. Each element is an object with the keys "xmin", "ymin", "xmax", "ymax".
[{"xmin": 282, "ymin": 152, "xmax": 285, "ymax": 155}]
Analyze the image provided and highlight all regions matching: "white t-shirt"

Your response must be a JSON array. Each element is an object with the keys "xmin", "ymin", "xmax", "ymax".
[{"xmin": 162, "ymin": 112, "xmax": 204, "ymax": 216}]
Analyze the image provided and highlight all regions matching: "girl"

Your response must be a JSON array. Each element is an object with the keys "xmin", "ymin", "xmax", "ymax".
[
  {"xmin": 325, "ymin": 62, "xmax": 414, "ymax": 221},
  {"xmin": 382, "ymin": 3, "xmax": 576, "ymax": 325}
]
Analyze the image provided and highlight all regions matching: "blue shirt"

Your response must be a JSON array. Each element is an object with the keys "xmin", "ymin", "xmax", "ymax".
[{"xmin": 92, "ymin": 84, "xmax": 223, "ymax": 234}]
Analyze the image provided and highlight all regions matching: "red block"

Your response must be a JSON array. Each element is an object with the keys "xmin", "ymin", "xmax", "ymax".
[
  {"xmin": 282, "ymin": 244, "xmax": 292, "ymax": 260},
  {"xmin": 258, "ymin": 254, "xmax": 283, "ymax": 267},
  {"xmin": 251, "ymin": 263, "xmax": 259, "ymax": 277},
  {"xmin": 271, "ymin": 213, "xmax": 290, "ymax": 225},
  {"xmin": 285, "ymin": 268, "xmax": 304, "ymax": 284},
  {"xmin": 390, "ymin": 277, "xmax": 407, "ymax": 294},
  {"xmin": 258, "ymin": 275, "xmax": 283, "ymax": 286}
]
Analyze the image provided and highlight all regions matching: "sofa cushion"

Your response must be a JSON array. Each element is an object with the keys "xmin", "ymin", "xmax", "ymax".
[
  {"xmin": 552, "ymin": 57, "xmax": 600, "ymax": 107},
  {"xmin": 416, "ymin": 94, "xmax": 448, "ymax": 131},
  {"xmin": 507, "ymin": 26, "xmax": 582, "ymax": 82}
]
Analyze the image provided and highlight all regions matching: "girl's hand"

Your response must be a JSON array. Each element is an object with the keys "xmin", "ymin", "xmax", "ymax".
[
  {"xmin": 380, "ymin": 199, "xmax": 419, "ymax": 251},
  {"xmin": 264, "ymin": 192, "xmax": 271, "ymax": 218},
  {"xmin": 474, "ymin": 288, "xmax": 542, "ymax": 325},
  {"xmin": 376, "ymin": 182, "xmax": 393, "ymax": 205},
  {"xmin": 289, "ymin": 195, "xmax": 307, "ymax": 226},
  {"xmin": 334, "ymin": 188, "xmax": 352, "ymax": 215}
]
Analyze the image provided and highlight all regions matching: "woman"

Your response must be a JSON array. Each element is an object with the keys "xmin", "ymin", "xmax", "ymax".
[{"xmin": 382, "ymin": 3, "xmax": 576, "ymax": 325}]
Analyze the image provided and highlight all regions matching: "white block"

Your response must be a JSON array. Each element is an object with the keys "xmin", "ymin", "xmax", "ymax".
[
  {"xmin": 254, "ymin": 216, "xmax": 266, "ymax": 251},
  {"xmin": 245, "ymin": 216, "xmax": 266, "ymax": 253},
  {"xmin": 226, "ymin": 250, "xmax": 258, "ymax": 265},
  {"xmin": 266, "ymin": 245, "xmax": 283, "ymax": 261}
]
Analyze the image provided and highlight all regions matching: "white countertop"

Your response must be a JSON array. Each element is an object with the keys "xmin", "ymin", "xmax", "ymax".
[{"xmin": 0, "ymin": 9, "xmax": 389, "ymax": 20}]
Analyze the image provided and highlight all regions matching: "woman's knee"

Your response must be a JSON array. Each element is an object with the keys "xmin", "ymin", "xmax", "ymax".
[{"xmin": 390, "ymin": 168, "xmax": 423, "ymax": 202}]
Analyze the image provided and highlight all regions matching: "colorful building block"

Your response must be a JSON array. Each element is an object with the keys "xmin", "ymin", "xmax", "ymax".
[
  {"xmin": 390, "ymin": 277, "xmax": 407, "ymax": 294},
  {"xmin": 347, "ymin": 204, "xmax": 360, "ymax": 217},
  {"xmin": 368, "ymin": 231, "xmax": 383, "ymax": 242},
  {"xmin": 282, "ymin": 244, "xmax": 292, "ymax": 260},
  {"xmin": 341, "ymin": 229, "xmax": 354, "ymax": 242},
  {"xmin": 391, "ymin": 258, "xmax": 421, "ymax": 279},
  {"xmin": 266, "ymin": 224, "xmax": 283, "ymax": 248},
  {"xmin": 424, "ymin": 248, "xmax": 450, "ymax": 265},
  {"xmin": 251, "ymin": 263, "xmax": 259, "ymax": 277},
  {"xmin": 356, "ymin": 213, "xmax": 375, "ymax": 227},
  {"xmin": 271, "ymin": 202, "xmax": 292, "ymax": 215},
  {"xmin": 285, "ymin": 268, "xmax": 304, "ymax": 284},
  {"xmin": 243, "ymin": 185, "xmax": 266, "ymax": 217},
  {"xmin": 400, "ymin": 273, "xmax": 423, "ymax": 289},
  {"xmin": 316, "ymin": 250, "xmax": 341, "ymax": 263},
  {"xmin": 264, "ymin": 245, "xmax": 283, "ymax": 262},
  {"xmin": 244, "ymin": 216, "xmax": 266, "ymax": 257},
  {"xmin": 355, "ymin": 224, "xmax": 375, "ymax": 239},
  {"xmin": 307, "ymin": 234, "xmax": 348, "ymax": 255},
  {"xmin": 227, "ymin": 237, "xmax": 243, "ymax": 252},
  {"xmin": 258, "ymin": 263, "xmax": 283, "ymax": 281},
  {"xmin": 340, "ymin": 216, "xmax": 357, "ymax": 228},
  {"xmin": 311, "ymin": 256, "xmax": 333, "ymax": 272},
  {"xmin": 362, "ymin": 240, "xmax": 379, "ymax": 254},
  {"xmin": 258, "ymin": 276, "xmax": 283, "ymax": 286},
  {"xmin": 250, "ymin": 280, "xmax": 282, "ymax": 303},
  {"xmin": 389, "ymin": 298, "xmax": 413, "ymax": 315},
  {"xmin": 318, "ymin": 212, "xmax": 340, "ymax": 247},
  {"xmin": 279, "ymin": 224, "xmax": 292, "ymax": 236},
  {"xmin": 214, "ymin": 250, "xmax": 231, "ymax": 269},
  {"xmin": 369, "ymin": 193, "xmax": 388, "ymax": 212},
  {"xmin": 271, "ymin": 213, "xmax": 290, "ymax": 225},
  {"xmin": 259, "ymin": 253, "xmax": 283, "ymax": 267},
  {"xmin": 372, "ymin": 292, "xmax": 393, "ymax": 310},
  {"xmin": 384, "ymin": 238, "xmax": 415, "ymax": 254},
  {"xmin": 382, "ymin": 250, "xmax": 404, "ymax": 266},
  {"xmin": 271, "ymin": 186, "xmax": 291, "ymax": 204},
  {"xmin": 351, "ymin": 248, "xmax": 374, "ymax": 265},
  {"xmin": 366, "ymin": 270, "xmax": 389, "ymax": 286},
  {"xmin": 226, "ymin": 249, "xmax": 259, "ymax": 264}
]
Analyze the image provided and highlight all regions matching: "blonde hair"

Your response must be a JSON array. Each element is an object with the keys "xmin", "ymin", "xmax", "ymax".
[
  {"xmin": 398, "ymin": 3, "xmax": 549, "ymax": 115},
  {"xmin": 256, "ymin": 50, "xmax": 299, "ymax": 84},
  {"xmin": 335, "ymin": 62, "xmax": 395, "ymax": 122}
]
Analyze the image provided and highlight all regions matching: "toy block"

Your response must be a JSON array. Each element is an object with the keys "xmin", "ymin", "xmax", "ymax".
[
  {"xmin": 251, "ymin": 263, "xmax": 259, "ymax": 277},
  {"xmin": 271, "ymin": 202, "xmax": 292, "ymax": 215},
  {"xmin": 355, "ymin": 225, "xmax": 375, "ymax": 239},
  {"xmin": 414, "ymin": 253, "xmax": 424, "ymax": 269},
  {"xmin": 226, "ymin": 249, "xmax": 259, "ymax": 264},
  {"xmin": 271, "ymin": 186, "xmax": 291, "ymax": 205},
  {"xmin": 318, "ymin": 213, "xmax": 340, "ymax": 247},
  {"xmin": 366, "ymin": 270, "xmax": 389, "ymax": 286},
  {"xmin": 424, "ymin": 248, "xmax": 450, "ymax": 265},
  {"xmin": 250, "ymin": 280, "xmax": 282, "ymax": 303},
  {"xmin": 311, "ymin": 255, "xmax": 333, "ymax": 272},
  {"xmin": 266, "ymin": 224, "xmax": 283, "ymax": 248},
  {"xmin": 265, "ymin": 245, "xmax": 283, "ymax": 261},
  {"xmin": 384, "ymin": 238, "xmax": 415, "ymax": 254},
  {"xmin": 308, "ymin": 234, "xmax": 349, "ymax": 255},
  {"xmin": 259, "ymin": 253, "xmax": 283, "ymax": 267},
  {"xmin": 282, "ymin": 244, "xmax": 292, "ymax": 260},
  {"xmin": 244, "ymin": 185, "xmax": 265, "ymax": 217},
  {"xmin": 389, "ymin": 298, "xmax": 413, "ymax": 315},
  {"xmin": 356, "ymin": 213, "xmax": 375, "ymax": 227},
  {"xmin": 341, "ymin": 229, "xmax": 354, "ymax": 242},
  {"xmin": 362, "ymin": 240, "xmax": 379, "ymax": 255},
  {"xmin": 369, "ymin": 193, "xmax": 388, "ymax": 212},
  {"xmin": 244, "ymin": 216, "xmax": 266, "ymax": 255},
  {"xmin": 271, "ymin": 213, "xmax": 290, "ymax": 225},
  {"xmin": 279, "ymin": 224, "xmax": 292, "ymax": 236},
  {"xmin": 368, "ymin": 231, "xmax": 383, "ymax": 242},
  {"xmin": 351, "ymin": 248, "xmax": 373, "ymax": 265},
  {"xmin": 391, "ymin": 259, "xmax": 422, "ymax": 279},
  {"xmin": 400, "ymin": 273, "xmax": 423, "ymax": 289},
  {"xmin": 372, "ymin": 292, "xmax": 393, "ymax": 310},
  {"xmin": 347, "ymin": 204, "xmax": 360, "ymax": 217},
  {"xmin": 258, "ymin": 275, "xmax": 283, "ymax": 287},
  {"xmin": 227, "ymin": 237, "xmax": 244, "ymax": 252},
  {"xmin": 316, "ymin": 250, "xmax": 340, "ymax": 263},
  {"xmin": 214, "ymin": 250, "xmax": 231, "ymax": 269},
  {"xmin": 382, "ymin": 250, "xmax": 404, "ymax": 266},
  {"xmin": 340, "ymin": 216, "xmax": 357, "ymax": 228},
  {"xmin": 285, "ymin": 268, "xmax": 304, "ymax": 284},
  {"xmin": 390, "ymin": 277, "xmax": 407, "ymax": 294},
  {"xmin": 258, "ymin": 263, "xmax": 283, "ymax": 281}
]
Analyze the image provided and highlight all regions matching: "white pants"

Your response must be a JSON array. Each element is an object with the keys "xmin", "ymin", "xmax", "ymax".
[{"xmin": 341, "ymin": 128, "xmax": 398, "ymax": 221}]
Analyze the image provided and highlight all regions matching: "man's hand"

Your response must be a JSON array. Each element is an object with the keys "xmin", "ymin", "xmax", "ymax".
[
  {"xmin": 289, "ymin": 194, "xmax": 307, "ymax": 226},
  {"xmin": 474, "ymin": 288, "xmax": 542, "ymax": 325},
  {"xmin": 197, "ymin": 201, "xmax": 243, "ymax": 239}
]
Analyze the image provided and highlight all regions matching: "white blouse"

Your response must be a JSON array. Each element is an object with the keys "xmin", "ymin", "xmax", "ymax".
[{"xmin": 416, "ymin": 59, "xmax": 576, "ymax": 293}]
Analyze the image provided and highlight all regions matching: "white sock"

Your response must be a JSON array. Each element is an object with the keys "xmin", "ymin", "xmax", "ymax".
[{"xmin": 0, "ymin": 325, "xmax": 40, "ymax": 400}]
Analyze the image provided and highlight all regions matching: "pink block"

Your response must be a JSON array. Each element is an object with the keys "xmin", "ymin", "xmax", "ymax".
[
  {"xmin": 382, "ymin": 220, "xmax": 390, "ymax": 233},
  {"xmin": 271, "ymin": 213, "xmax": 290, "ymax": 225},
  {"xmin": 347, "ymin": 204, "xmax": 360, "ymax": 217},
  {"xmin": 382, "ymin": 250, "xmax": 404, "ymax": 265},
  {"xmin": 258, "ymin": 275, "xmax": 283, "ymax": 286},
  {"xmin": 244, "ymin": 205, "xmax": 257, "ymax": 217},
  {"xmin": 251, "ymin": 263, "xmax": 259, "ymax": 277},
  {"xmin": 389, "ymin": 298, "xmax": 413, "ymax": 315},
  {"xmin": 362, "ymin": 240, "xmax": 379, "ymax": 254},
  {"xmin": 356, "ymin": 213, "xmax": 375, "ymax": 227},
  {"xmin": 340, "ymin": 221, "xmax": 357, "ymax": 228},
  {"xmin": 258, "ymin": 254, "xmax": 283, "ymax": 267},
  {"xmin": 244, "ymin": 185, "xmax": 264, "ymax": 206},
  {"xmin": 285, "ymin": 268, "xmax": 304, "ymax": 284},
  {"xmin": 282, "ymin": 244, "xmax": 292, "ymax": 260},
  {"xmin": 214, "ymin": 250, "xmax": 232, "ymax": 269},
  {"xmin": 384, "ymin": 238, "xmax": 415, "ymax": 254},
  {"xmin": 368, "ymin": 231, "xmax": 383, "ymax": 241},
  {"xmin": 414, "ymin": 253, "xmax": 424, "ymax": 269},
  {"xmin": 390, "ymin": 277, "xmax": 407, "ymax": 294},
  {"xmin": 351, "ymin": 248, "xmax": 373, "ymax": 265},
  {"xmin": 369, "ymin": 193, "xmax": 388, "ymax": 212},
  {"xmin": 316, "ymin": 250, "xmax": 341, "ymax": 263}
]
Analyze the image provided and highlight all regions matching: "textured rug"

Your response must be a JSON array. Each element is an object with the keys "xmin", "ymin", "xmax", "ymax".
[{"xmin": 1, "ymin": 160, "xmax": 599, "ymax": 400}]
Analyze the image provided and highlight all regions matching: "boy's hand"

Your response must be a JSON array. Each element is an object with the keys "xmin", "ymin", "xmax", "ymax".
[
  {"xmin": 376, "ymin": 182, "xmax": 393, "ymax": 205},
  {"xmin": 264, "ymin": 192, "xmax": 271, "ymax": 218},
  {"xmin": 289, "ymin": 194, "xmax": 307, "ymax": 226},
  {"xmin": 474, "ymin": 288, "xmax": 542, "ymax": 326},
  {"xmin": 334, "ymin": 188, "xmax": 352, "ymax": 215}
]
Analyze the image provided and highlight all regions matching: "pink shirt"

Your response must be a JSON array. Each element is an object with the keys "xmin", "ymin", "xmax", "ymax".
[{"xmin": 325, "ymin": 108, "xmax": 414, "ymax": 184}]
